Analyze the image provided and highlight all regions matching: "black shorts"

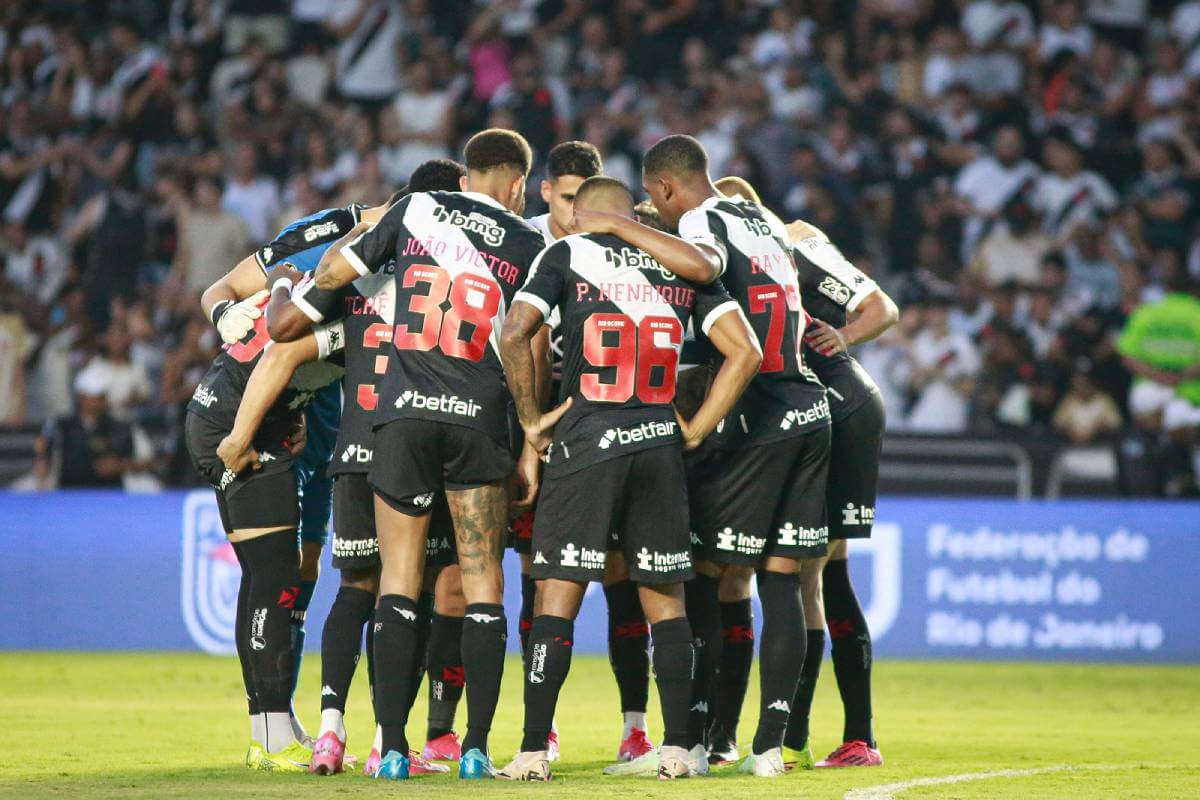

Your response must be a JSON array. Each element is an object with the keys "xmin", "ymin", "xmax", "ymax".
[
  {"xmin": 185, "ymin": 412, "xmax": 299, "ymax": 532},
  {"xmin": 531, "ymin": 446, "xmax": 694, "ymax": 586},
  {"xmin": 332, "ymin": 474, "xmax": 378, "ymax": 569},
  {"xmin": 370, "ymin": 481, "xmax": 458, "ymax": 568},
  {"xmin": 827, "ymin": 391, "xmax": 884, "ymax": 539},
  {"xmin": 368, "ymin": 419, "xmax": 515, "ymax": 513},
  {"xmin": 688, "ymin": 427, "xmax": 831, "ymax": 565}
]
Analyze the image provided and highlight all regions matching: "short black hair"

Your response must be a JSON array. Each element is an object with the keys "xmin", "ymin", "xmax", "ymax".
[
  {"xmin": 407, "ymin": 159, "xmax": 467, "ymax": 194},
  {"xmin": 643, "ymin": 134, "xmax": 708, "ymax": 178},
  {"xmin": 464, "ymin": 128, "xmax": 532, "ymax": 176},
  {"xmin": 573, "ymin": 175, "xmax": 634, "ymax": 211},
  {"xmin": 546, "ymin": 140, "xmax": 603, "ymax": 180}
]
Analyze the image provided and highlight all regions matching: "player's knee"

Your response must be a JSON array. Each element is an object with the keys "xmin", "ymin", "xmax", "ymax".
[
  {"xmin": 538, "ymin": 578, "xmax": 586, "ymax": 619},
  {"xmin": 602, "ymin": 551, "xmax": 630, "ymax": 586},
  {"xmin": 637, "ymin": 582, "xmax": 685, "ymax": 624},
  {"xmin": 340, "ymin": 566, "xmax": 380, "ymax": 594},
  {"xmin": 718, "ymin": 565, "xmax": 754, "ymax": 600}
]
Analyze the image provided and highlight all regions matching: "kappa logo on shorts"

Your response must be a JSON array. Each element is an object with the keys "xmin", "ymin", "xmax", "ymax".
[
  {"xmin": 842, "ymin": 503, "xmax": 875, "ymax": 526},
  {"xmin": 394, "ymin": 606, "xmax": 417, "ymax": 621},
  {"xmin": 395, "ymin": 389, "xmax": 482, "ymax": 417},
  {"xmin": 777, "ymin": 522, "xmax": 827, "ymax": 547},
  {"xmin": 412, "ymin": 492, "xmax": 434, "ymax": 508},
  {"xmin": 340, "ymin": 443, "xmax": 373, "ymax": 464},
  {"xmin": 559, "ymin": 543, "xmax": 606, "ymax": 570},
  {"xmin": 779, "ymin": 398, "xmax": 831, "ymax": 430},
  {"xmin": 181, "ymin": 491, "xmax": 240, "ymax": 655},
  {"xmin": 715, "ymin": 527, "xmax": 767, "ymax": 555},
  {"xmin": 259, "ymin": 452, "xmax": 276, "ymax": 463},
  {"xmin": 597, "ymin": 420, "xmax": 677, "ymax": 449},
  {"xmin": 635, "ymin": 547, "xmax": 692, "ymax": 573}
]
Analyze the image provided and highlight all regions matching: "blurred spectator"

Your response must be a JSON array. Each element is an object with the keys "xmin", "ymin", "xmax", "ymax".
[
  {"xmin": 905, "ymin": 296, "xmax": 982, "ymax": 433},
  {"xmin": 1053, "ymin": 363, "xmax": 1122, "ymax": 443},
  {"xmin": 969, "ymin": 199, "xmax": 1052, "ymax": 286},
  {"xmin": 34, "ymin": 370, "xmax": 135, "ymax": 489},
  {"xmin": 0, "ymin": 277, "xmax": 30, "ymax": 426},
  {"xmin": 77, "ymin": 327, "xmax": 153, "ymax": 423},
  {"xmin": 4, "ymin": 220, "xmax": 68, "ymax": 306},
  {"xmin": 221, "ymin": 141, "xmax": 279, "ymax": 241},
  {"xmin": 174, "ymin": 175, "xmax": 249, "ymax": 299},
  {"xmin": 1033, "ymin": 130, "xmax": 1118, "ymax": 242},
  {"xmin": 328, "ymin": 0, "xmax": 403, "ymax": 114},
  {"xmin": 379, "ymin": 58, "xmax": 452, "ymax": 183}
]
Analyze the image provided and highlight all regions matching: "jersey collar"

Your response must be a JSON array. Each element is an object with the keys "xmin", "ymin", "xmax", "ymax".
[{"xmin": 459, "ymin": 191, "xmax": 508, "ymax": 211}]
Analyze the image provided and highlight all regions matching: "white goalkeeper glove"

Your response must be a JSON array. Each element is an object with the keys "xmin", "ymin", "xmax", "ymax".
[{"xmin": 210, "ymin": 289, "xmax": 270, "ymax": 344}]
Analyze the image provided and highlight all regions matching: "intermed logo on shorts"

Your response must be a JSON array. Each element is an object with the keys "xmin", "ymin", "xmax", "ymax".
[{"xmin": 181, "ymin": 490, "xmax": 239, "ymax": 655}]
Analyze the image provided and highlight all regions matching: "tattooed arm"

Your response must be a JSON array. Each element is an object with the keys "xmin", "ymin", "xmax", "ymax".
[{"xmin": 501, "ymin": 300, "xmax": 572, "ymax": 454}]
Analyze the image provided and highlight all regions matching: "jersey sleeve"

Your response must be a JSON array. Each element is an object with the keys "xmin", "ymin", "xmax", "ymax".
[
  {"xmin": 678, "ymin": 207, "xmax": 729, "ymax": 276},
  {"xmin": 342, "ymin": 198, "xmax": 407, "ymax": 276},
  {"xmin": 792, "ymin": 236, "xmax": 878, "ymax": 312},
  {"xmin": 513, "ymin": 241, "xmax": 567, "ymax": 321},
  {"xmin": 253, "ymin": 206, "xmax": 360, "ymax": 271},
  {"xmin": 1115, "ymin": 308, "xmax": 1148, "ymax": 361},
  {"xmin": 290, "ymin": 273, "xmax": 347, "ymax": 323},
  {"xmin": 311, "ymin": 320, "xmax": 346, "ymax": 360},
  {"xmin": 692, "ymin": 278, "xmax": 741, "ymax": 336}
]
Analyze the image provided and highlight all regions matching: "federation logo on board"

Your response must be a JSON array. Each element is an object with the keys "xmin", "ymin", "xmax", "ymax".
[{"xmin": 181, "ymin": 491, "xmax": 239, "ymax": 655}]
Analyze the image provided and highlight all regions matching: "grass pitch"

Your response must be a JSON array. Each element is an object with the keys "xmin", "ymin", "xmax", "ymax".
[{"xmin": 1, "ymin": 653, "xmax": 1197, "ymax": 799}]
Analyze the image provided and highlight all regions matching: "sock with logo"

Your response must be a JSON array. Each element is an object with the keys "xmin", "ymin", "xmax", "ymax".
[
  {"xmin": 374, "ymin": 594, "xmax": 420, "ymax": 755},
  {"xmin": 785, "ymin": 629, "xmax": 826, "ymax": 750},
  {"xmin": 824, "ymin": 558, "xmax": 875, "ymax": 746},
  {"xmin": 604, "ymin": 580, "xmax": 650, "ymax": 717},
  {"xmin": 320, "ymin": 586, "xmax": 374, "ymax": 722},
  {"xmin": 683, "ymin": 574, "xmax": 721, "ymax": 749},
  {"xmin": 238, "ymin": 529, "xmax": 300, "ymax": 715},
  {"xmin": 520, "ymin": 615, "xmax": 574, "ymax": 752},
  {"xmin": 710, "ymin": 599, "xmax": 754, "ymax": 740},
  {"xmin": 404, "ymin": 592, "xmax": 434, "ymax": 713},
  {"xmin": 230, "ymin": 543, "xmax": 260, "ymax": 721},
  {"xmin": 650, "ymin": 616, "xmax": 694, "ymax": 749},
  {"xmin": 461, "ymin": 603, "xmax": 507, "ymax": 754},
  {"xmin": 752, "ymin": 571, "xmax": 805, "ymax": 754},
  {"xmin": 519, "ymin": 573, "xmax": 536, "ymax": 655},
  {"xmin": 426, "ymin": 612, "xmax": 465, "ymax": 740}
]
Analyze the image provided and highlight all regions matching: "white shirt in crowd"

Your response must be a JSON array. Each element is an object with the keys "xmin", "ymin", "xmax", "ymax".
[
  {"xmin": 329, "ymin": 0, "xmax": 403, "ymax": 100},
  {"xmin": 5, "ymin": 234, "xmax": 68, "ymax": 306},
  {"xmin": 222, "ymin": 176, "xmax": 281, "ymax": 243},
  {"xmin": 906, "ymin": 327, "xmax": 981, "ymax": 433},
  {"xmin": 1039, "ymin": 21, "xmax": 1094, "ymax": 61},
  {"xmin": 954, "ymin": 154, "xmax": 1041, "ymax": 256},
  {"xmin": 961, "ymin": 0, "xmax": 1034, "ymax": 49},
  {"xmin": 76, "ymin": 357, "xmax": 152, "ymax": 422},
  {"xmin": 1033, "ymin": 170, "xmax": 1118, "ymax": 238}
]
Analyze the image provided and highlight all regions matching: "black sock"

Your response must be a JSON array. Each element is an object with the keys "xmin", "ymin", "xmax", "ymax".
[
  {"xmin": 404, "ymin": 592, "xmax": 434, "ymax": 714},
  {"xmin": 320, "ymin": 586, "xmax": 375, "ymax": 712},
  {"xmin": 289, "ymin": 579, "xmax": 316, "ymax": 702},
  {"xmin": 231, "ymin": 543, "xmax": 259, "ymax": 716},
  {"xmin": 604, "ymin": 580, "xmax": 649, "ymax": 715},
  {"xmin": 426, "ymin": 612, "xmax": 465, "ymax": 740},
  {"xmin": 824, "ymin": 559, "xmax": 875, "ymax": 746},
  {"xmin": 365, "ymin": 609, "xmax": 377, "ymax": 701},
  {"xmin": 650, "ymin": 616, "xmax": 694, "ymax": 749},
  {"xmin": 683, "ymin": 574, "xmax": 721, "ymax": 749},
  {"xmin": 520, "ymin": 615, "xmax": 574, "ymax": 752},
  {"xmin": 374, "ymin": 594, "xmax": 420, "ymax": 755},
  {"xmin": 752, "ymin": 572, "xmax": 805, "ymax": 754},
  {"xmin": 710, "ymin": 599, "xmax": 753, "ymax": 740},
  {"xmin": 785, "ymin": 629, "xmax": 825, "ymax": 750},
  {"xmin": 519, "ymin": 574, "xmax": 535, "ymax": 656},
  {"xmin": 461, "ymin": 603, "xmax": 507, "ymax": 754},
  {"xmin": 238, "ymin": 530, "xmax": 300, "ymax": 712}
]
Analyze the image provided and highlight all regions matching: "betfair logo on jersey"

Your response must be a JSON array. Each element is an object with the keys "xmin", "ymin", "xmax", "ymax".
[
  {"xmin": 779, "ymin": 398, "xmax": 831, "ymax": 430},
  {"xmin": 604, "ymin": 245, "xmax": 675, "ymax": 280},
  {"xmin": 597, "ymin": 420, "xmax": 678, "ymax": 449},
  {"xmin": 340, "ymin": 443, "xmax": 373, "ymax": 464},
  {"xmin": 559, "ymin": 543, "xmax": 606, "ymax": 570},
  {"xmin": 303, "ymin": 220, "xmax": 340, "ymax": 242},
  {"xmin": 818, "ymin": 275, "xmax": 852, "ymax": 305},
  {"xmin": 842, "ymin": 503, "xmax": 875, "ymax": 526},
  {"xmin": 635, "ymin": 546, "xmax": 692, "ymax": 573},
  {"xmin": 192, "ymin": 384, "xmax": 218, "ymax": 408},
  {"xmin": 715, "ymin": 527, "xmax": 767, "ymax": 555},
  {"xmin": 777, "ymin": 522, "xmax": 827, "ymax": 547},
  {"xmin": 394, "ymin": 389, "xmax": 482, "ymax": 417},
  {"xmin": 431, "ymin": 204, "xmax": 506, "ymax": 246}
]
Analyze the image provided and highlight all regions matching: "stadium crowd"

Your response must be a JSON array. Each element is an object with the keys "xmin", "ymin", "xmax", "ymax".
[{"xmin": 3, "ymin": 0, "xmax": 1199, "ymax": 494}]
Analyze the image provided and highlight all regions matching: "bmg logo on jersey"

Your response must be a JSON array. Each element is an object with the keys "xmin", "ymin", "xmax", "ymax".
[
  {"xmin": 395, "ymin": 389, "xmax": 482, "ymax": 417},
  {"xmin": 604, "ymin": 245, "xmax": 675, "ymax": 280},
  {"xmin": 431, "ymin": 204, "xmax": 506, "ymax": 246},
  {"xmin": 597, "ymin": 420, "xmax": 677, "ymax": 449},
  {"xmin": 181, "ymin": 491, "xmax": 239, "ymax": 655},
  {"xmin": 340, "ymin": 443, "xmax": 373, "ymax": 464}
]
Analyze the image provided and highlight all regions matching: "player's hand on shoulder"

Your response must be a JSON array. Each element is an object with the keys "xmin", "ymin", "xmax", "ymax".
[
  {"xmin": 217, "ymin": 434, "xmax": 260, "ymax": 474},
  {"xmin": 211, "ymin": 289, "xmax": 269, "ymax": 344},
  {"xmin": 264, "ymin": 260, "xmax": 304, "ymax": 289},
  {"xmin": 524, "ymin": 397, "xmax": 572, "ymax": 457},
  {"xmin": 570, "ymin": 208, "xmax": 619, "ymax": 236},
  {"xmin": 805, "ymin": 318, "xmax": 848, "ymax": 356}
]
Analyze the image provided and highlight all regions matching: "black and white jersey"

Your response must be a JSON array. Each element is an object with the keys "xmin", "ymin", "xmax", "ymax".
[
  {"xmin": 525, "ymin": 212, "xmax": 565, "ymax": 380},
  {"xmin": 339, "ymin": 190, "xmax": 546, "ymax": 445},
  {"xmin": 187, "ymin": 294, "xmax": 344, "ymax": 437},
  {"xmin": 515, "ymin": 232, "xmax": 740, "ymax": 476},
  {"xmin": 253, "ymin": 204, "xmax": 366, "ymax": 274},
  {"xmin": 792, "ymin": 231, "xmax": 882, "ymax": 422},
  {"xmin": 678, "ymin": 196, "xmax": 829, "ymax": 447},
  {"xmin": 290, "ymin": 267, "xmax": 397, "ymax": 477}
]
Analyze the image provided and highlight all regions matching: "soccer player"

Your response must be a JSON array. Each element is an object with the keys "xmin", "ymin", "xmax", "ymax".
[
  {"xmin": 496, "ymin": 176, "xmax": 761, "ymax": 781},
  {"xmin": 312, "ymin": 129, "xmax": 548, "ymax": 780},
  {"xmin": 641, "ymin": 135, "xmax": 832, "ymax": 778},
  {"xmin": 713, "ymin": 176, "xmax": 898, "ymax": 769},
  {"xmin": 521, "ymin": 140, "xmax": 656, "ymax": 762},
  {"xmin": 184, "ymin": 286, "xmax": 343, "ymax": 772},
  {"xmin": 230, "ymin": 160, "xmax": 471, "ymax": 777}
]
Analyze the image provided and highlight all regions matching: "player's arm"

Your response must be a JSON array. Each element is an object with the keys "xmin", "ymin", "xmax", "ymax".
[
  {"xmin": 314, "ymin": 205, "xmax": 402, "ymax": 291},
  {"xmin": 571, "ymin": 208, "xmax": 723, "ymax": 284},
  {"xmin": 807, "ymin": 290, "xmax": 900, "ymax": 356},
  {"xmin": 200, "ymin": 254, "xmax": 269, "ymax": 344},
  {"xmin": 677, "ymin": 303, "xmax": 761, "ymax": 450},
  {"xmin": 264, "ymin": 260, "xmax": 347, "ymax": 342}
]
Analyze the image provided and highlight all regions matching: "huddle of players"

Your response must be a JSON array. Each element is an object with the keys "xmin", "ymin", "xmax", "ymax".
[{"xmin": 184, "ymin": 128, "xmax": 898, "ymax": 781}]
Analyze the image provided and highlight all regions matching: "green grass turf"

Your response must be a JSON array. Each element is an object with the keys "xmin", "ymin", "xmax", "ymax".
[{"xmin": 1, "ymin": 653, "xmax": 1197, "ymax": 799}]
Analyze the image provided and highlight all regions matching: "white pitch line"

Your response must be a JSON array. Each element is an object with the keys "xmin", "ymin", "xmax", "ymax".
[{"xmin": 845, "ymin": 764, "xmax": 1129, "ymax": 800}]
